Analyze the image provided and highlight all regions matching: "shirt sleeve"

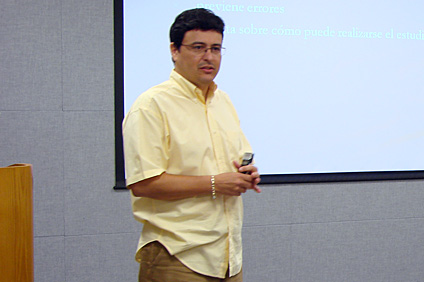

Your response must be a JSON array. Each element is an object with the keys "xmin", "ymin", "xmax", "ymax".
[{"xmin": 122, "ymin": 101, "xmax": 169, "ymax": 186}]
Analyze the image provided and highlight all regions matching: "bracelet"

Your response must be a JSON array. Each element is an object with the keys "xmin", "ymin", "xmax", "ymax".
[{"xmin": 211, "ymin": 175, "xmax": 216, "ymax": 200}]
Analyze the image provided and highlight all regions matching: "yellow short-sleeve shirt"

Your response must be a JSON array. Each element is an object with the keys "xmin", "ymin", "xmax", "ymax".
[{"xmin": 123, "ymin": 70, "xmax": 252, "ymax": 278}]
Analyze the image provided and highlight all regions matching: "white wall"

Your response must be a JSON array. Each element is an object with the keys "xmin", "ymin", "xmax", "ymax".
[{"xmin": 1, "ymin": 1, "xmax": 424, "ymax": 281}]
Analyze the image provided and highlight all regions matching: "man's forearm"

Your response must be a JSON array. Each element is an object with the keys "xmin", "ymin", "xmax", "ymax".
[
  {"xmin": 128, "ymin": 164, "xmax": 261, "ymax": 201},
  {"xmin": 129, "ymin": 173, "xmax": 211, "ymax": 201}
]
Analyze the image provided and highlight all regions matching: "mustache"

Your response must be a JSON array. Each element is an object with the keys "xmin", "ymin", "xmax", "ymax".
[{"xmin": 198, "ymin": 62, "xmax": 216, "ymax": 69}]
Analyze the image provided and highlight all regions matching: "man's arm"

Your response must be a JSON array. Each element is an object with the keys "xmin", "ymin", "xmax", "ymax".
[{"xmin": 129, "ymin": 161, "xmax": 261, "ymax": 201}]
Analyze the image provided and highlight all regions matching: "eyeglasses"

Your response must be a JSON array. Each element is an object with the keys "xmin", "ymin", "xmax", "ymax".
[{"xmin": 181, "ymin": 43, "xmax": 226, "ymax": 56}]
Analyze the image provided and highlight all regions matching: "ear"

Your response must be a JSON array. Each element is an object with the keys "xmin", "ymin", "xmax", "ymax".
[{"xmin": 170, "ymin": 42, "xmax": 179, "ymax": 63}]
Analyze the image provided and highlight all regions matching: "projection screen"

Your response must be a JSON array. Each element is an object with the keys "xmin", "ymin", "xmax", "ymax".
[{"xmin": 114, "ymin": 0, "xmax": 424, "ymax": 188}]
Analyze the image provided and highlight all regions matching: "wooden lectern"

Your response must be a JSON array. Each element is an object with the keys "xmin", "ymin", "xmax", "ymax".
[{"xmin": 0, "ymin": 164, "xmax": 34, "ymax": 282}]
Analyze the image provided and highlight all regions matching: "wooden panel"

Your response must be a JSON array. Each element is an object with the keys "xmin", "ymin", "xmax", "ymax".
[{"xmin": 0, "ymin": 164, "xmax": 33, "ymax": 282}]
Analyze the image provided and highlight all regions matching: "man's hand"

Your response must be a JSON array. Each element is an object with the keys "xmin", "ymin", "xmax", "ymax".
[{"xmin": 214, "ymin": 161, "xmax": 261, "ymax": 196}]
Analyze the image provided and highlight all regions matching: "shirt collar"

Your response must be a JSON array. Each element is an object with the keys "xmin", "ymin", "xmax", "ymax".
[{"xmin": 170, "ymin": 70, "xmax": 217, "ymax": 104}]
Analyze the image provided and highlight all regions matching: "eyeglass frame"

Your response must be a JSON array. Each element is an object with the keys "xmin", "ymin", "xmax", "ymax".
[{"xmin": 180, "ymin": 43, "xmax": 226, "ymax": 56}]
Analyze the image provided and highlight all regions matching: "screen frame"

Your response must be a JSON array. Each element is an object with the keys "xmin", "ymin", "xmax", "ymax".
[{"xmin": 113, "ymin": 0, "xmax": 424, "ymax": 190}]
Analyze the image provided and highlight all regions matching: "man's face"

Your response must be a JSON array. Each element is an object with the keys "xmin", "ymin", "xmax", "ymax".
[{"xmin": 171, "ymin": 30, "xmax": 223, "ymax": 92}]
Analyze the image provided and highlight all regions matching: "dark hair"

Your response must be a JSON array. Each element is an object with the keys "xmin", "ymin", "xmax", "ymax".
[{"xmin": 170, "ymin": 8, "xmax": 225, "ymax": 49}]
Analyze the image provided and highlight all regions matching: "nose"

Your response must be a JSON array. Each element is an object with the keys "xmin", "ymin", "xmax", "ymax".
[{"xmin": 202, "ymin": 48, "xmax": 214, "ymax": 60}]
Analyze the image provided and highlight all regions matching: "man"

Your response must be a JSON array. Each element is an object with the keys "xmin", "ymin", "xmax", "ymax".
[{"xmin": 123, "ymin": 8, "xmax": 261, "ymax": 282}]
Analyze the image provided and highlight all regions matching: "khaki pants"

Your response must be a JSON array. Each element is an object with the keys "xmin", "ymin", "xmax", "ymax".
[{"xmin": 138, "ymin": 241, "xmax": 243, "ymax": 282}]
